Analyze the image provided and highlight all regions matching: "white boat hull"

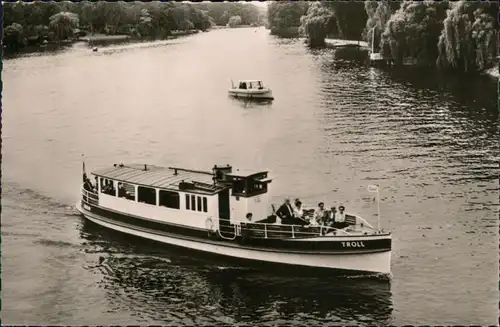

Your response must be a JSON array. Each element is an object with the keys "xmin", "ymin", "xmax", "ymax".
[
  {"xmin": 77, "ymin": 202, "xmax": 391, "ymax": 275},
  {"xmin": 228, "ymin": 89, "xmax": 274, "ymax": 100}
]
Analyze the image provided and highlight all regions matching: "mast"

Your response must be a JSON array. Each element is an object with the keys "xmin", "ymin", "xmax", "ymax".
[{"xmin": 367, "ymin": 184, "xmax": 381, "ymax": 230}]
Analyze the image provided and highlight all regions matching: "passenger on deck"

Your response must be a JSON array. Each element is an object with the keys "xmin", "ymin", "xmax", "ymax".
[
  {"xmin": 293, "ymin": 200, "xmax": 309, "ymax": 226},
  {"xmin": 326, "ymin": 206, "xmax": 336, "ymax": 226},
  {"xmin": 246, "ymin": 212, "xmax": 253, "ymax": 221},
  {"xmin": 118, "ymin": 183, "xmax": 126, "ymax": 198},
  {"xmin": 333, "ymin": 205, "xmax": 349, "ymax": 229},
  {"xmin": 83, "ymin": 178, "xmax": 93, "ymax": 192},
  {"xmin": 293, "ymin": 200, "xmax": 304, "ymax": 219},
  {"xmin": 276, "ymin": 198, "xmax": 294, "ymax": 224},
  {"xmin": 314, "ymin": 202, "xmax": 328, "ymax": 226}
]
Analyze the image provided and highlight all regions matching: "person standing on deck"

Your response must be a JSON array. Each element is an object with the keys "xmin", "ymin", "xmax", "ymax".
[{"xmin": 276, "ymin": 198, "xmax": 294, "ymax": 224}]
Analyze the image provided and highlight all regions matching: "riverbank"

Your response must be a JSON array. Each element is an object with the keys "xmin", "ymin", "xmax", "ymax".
[
  {"xmin": 3, "ymin": 29, "xmax": 204, "ymax": 57},
  {"xmin": 79, "ymin": 30, "xmax": 200, "ymax": 43},
  {"xmin": 325, "ymin": 38, "xmax": 369, "ymax": 50}
]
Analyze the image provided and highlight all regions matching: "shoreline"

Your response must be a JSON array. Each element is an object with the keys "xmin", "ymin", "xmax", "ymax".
[{"xmin": 3, "ymin": 29, "xmax": 205, "ymax": 57}]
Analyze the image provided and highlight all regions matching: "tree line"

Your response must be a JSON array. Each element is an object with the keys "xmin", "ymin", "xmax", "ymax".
[
  {"xmin": 268, "ymin": 1, "xmax": 498, "ymax": 73},
  {"xmin": 3, "ymin": 1, "xmax": 263, "ymax": 50}
]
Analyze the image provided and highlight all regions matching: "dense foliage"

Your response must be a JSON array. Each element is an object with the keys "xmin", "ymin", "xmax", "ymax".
[
  {"xmin": 193, "ymin": 2, "xmax": 263, "ymax": 27},
  {"xmin": 269, "ymin": 0, "xmax": 498, "ymax": 73},
  {"xmin": 380, "ymin": 1, "xmax": 449, "ymax": 66},
  {"xmin": 4, "ymin": 0, "xmax": 498, "ymax": 73},
  {"xmin": 298, "ymin": 2, "xmax": 332, "ymax": 47},
  {"xmin": 436, "ymin": 1, "xmax": 498, "ymax": 72},
  {"xmin": 267, "ymin": 1, "xmax": 309, "ymax": 37},
  {"xmin": 2, "ymin": 1, "xmax": 263, "ymax": 49}
]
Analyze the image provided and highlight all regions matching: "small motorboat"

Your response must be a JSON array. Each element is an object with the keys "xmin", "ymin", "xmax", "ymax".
[{"xmin": 228, "ymin": 79, "xmax": 274, "ymax": 100}]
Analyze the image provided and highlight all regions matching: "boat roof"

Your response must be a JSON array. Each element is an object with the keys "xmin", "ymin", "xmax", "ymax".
[
  {"xmin": 91, "ymin": 164, "xmax": 227, "ymax": 194},
  {"xmin": 226, "ymin": 169, "xmax": 268, "ymax": 179}
]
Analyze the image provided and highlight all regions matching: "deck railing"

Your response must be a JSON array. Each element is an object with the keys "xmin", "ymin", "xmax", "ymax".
[
  {"xmin": 81, "ymin": 188, "xmax": 99, "ymax": 206},
  {"xmin": 214, "ymin": 216, "xmax": 366, "ymax": 240}
]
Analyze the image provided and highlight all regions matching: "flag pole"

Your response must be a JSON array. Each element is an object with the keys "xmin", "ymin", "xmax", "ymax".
[
  {"xmin": 367, "ymin": 184, "xmax": 381, "ymax": 231},
  {"xmin": 377, "ymin": 187, "xmax": 381, "ymax": 231}
]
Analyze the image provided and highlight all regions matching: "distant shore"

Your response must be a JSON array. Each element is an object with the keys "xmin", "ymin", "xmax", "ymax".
[
  {"xmin": 79, "ymin": 30, "xmax": 201, "ymax": 44},
  {"xmin": 3, "ymin": 29, "xmax": 204, "ymax": 57}
]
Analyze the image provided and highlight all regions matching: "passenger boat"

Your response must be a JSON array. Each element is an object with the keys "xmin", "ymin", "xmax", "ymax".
[
  {"xmin": 76, "ymin": 162, "xmax": 392, "ymax": 275},
  {"xmin": 228, "ymin": 80, "xmax": 274, "ymax": 100}
]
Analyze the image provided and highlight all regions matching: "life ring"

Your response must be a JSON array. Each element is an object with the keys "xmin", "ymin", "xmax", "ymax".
[{"xmin": 205, "ymin": 217, "xmax": 214, "ymax": 232}]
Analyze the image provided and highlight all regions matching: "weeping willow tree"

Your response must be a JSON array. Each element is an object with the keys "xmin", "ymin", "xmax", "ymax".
[
  {"xmin": 437, "ymin": 1, "xmax": 497, "ymax": 72},
  {"xmin": 49, "ymin": 11, "xmax": 79, "ymax": 41},
  {"xmin": 379, "ymin": 1, "xmax": 448, "ymax": 66},
  {"xmin": 298, "ymin": 2, "xmax": 333, "ymax": 47},
  {"xmin": 363, "ymin": 1, "xmax": 396, "ymax": 52}
]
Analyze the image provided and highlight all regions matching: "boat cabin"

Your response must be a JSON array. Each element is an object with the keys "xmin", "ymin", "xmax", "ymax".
[
  {"xmin": 236, "ymin": 80, "xmax": 265, "ymax": 90},
  {"xmin": 86, "ymin": 163, "xmax": 272, "ymax": 232}
]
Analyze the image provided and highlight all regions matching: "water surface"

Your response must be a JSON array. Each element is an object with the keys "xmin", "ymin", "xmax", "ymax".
[{"xmin": 2, "ymin": 28, "xmax": 498, "ymax": 325}]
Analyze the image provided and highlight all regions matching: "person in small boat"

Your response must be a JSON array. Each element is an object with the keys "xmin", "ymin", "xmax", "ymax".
[
  {"xmin": 333, "ymin": 205, "xmax": 349, "ymax": 229},
  {"xmin": 257, "ymin": 81, "xmax": 264, "ymax": 90},
  {"xmin": 239, "ymin": 82, "xmax": 247, "ymax": 89},
  {"xmin": 276, "ymin": 198, "xmax": 294, "ymax": 224}
]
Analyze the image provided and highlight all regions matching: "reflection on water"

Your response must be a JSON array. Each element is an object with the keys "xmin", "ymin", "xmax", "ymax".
[
  {"xmin": 228, "ymin": 96, "xmax": 274, "ymax": 109},
  {"xmin": 80, "ymin": 219, "xmax": 393, "ymax": 325}
]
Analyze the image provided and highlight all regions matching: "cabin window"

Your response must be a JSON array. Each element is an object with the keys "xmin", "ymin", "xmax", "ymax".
[
  {"xmin": 202, "ymin": 197, "xmax": 208, "ymax": 212},
  {"xmin": 100, "ymin": 178, "xmax": 116, "ymax": 196},
  {"xmin": 159, "ymin": 190, "xmax": 180, "ymax": 209},
  {"xmin": 191, "ymin": 195, "xmax": 196, "ymax": 210},
  {"xmin": 118, "ymin": 183, "xmax": 135, "ymax": 200},
  {"xmin": 185, "ymin": 194, "xmax": 190, "ymax": 210},
  {"xmin": 138, "ymin": 186, "xmax": 156, "ymax": 205},
  {"xmin": 117, "ymin": 182, "xmax": 132, "ymax": 199},
  {"xmin": 197, "ymin": 196, "xmax": 202, "ymax": 211}
]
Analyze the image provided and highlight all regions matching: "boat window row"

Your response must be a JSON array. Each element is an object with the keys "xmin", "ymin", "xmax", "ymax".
[
  {"xmin": 185, "ymin": 194, "xmax": 208, "ymax": 213},
  {"xmin": 99, "ymin": 178, "xmax": 207, "ymax": 212}
]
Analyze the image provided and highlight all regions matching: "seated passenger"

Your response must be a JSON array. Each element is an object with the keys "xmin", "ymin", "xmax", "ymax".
[
  {"xmin": 313, "ymin": 202, "xmax": 328, "ymax": 226},
  {"xmin": 292, "ymin": 201, "xmax": 308, "ymax": 226},
  {"xmin": 293, "ymin": 200, "xmax": 304, "ymax": 219},
  {"xmin": 333, "ymin": 205, "xmax": 349, "ymax": 229}
]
